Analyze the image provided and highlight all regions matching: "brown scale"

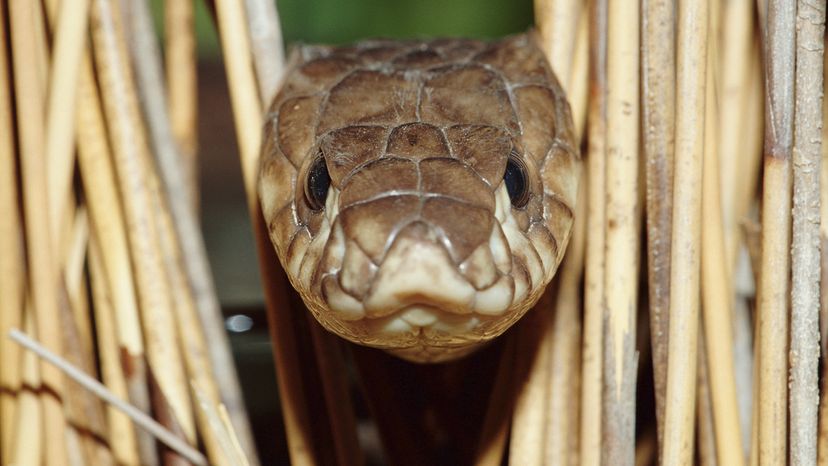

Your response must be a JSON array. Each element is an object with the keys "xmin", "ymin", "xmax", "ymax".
[{"xmin": 259, "ymin": 32, "xmax": 579, "ymax": 358}]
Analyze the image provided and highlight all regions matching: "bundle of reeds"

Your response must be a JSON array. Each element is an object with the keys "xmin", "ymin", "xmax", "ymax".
[{"xmin": 2, "ymin": 0, "xmax": 827, "ymax": 464}]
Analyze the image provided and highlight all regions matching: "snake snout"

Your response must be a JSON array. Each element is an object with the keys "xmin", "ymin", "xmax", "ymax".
[{"xmin": 361, "ymin": 221, "xmax": 478, "ymax": 317}]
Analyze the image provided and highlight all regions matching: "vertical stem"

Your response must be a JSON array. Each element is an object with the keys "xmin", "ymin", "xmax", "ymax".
[
  {"xmin": 789, "ymin": 0, "xmax": 825, "ymax": 464},
  {"xmin": 9, "ymin": 0, "xmax": 69, "ymax": 463},
  {"xmin": 758, "ymin": 0, "xmax": 796, "ymax": 463},
  {"xmin": 662, "ymin": 0, "xmax": 707, "ymax": 463},
  {"xmin": 0, "ymin": 0, "xmax": 24, "ymax": 459},
  {"xmin": 641, "ymin": 0, "xmax": 676, "ymax": 455},
  {"xmin": 580, "ymin": 1, "xmax": 607, "ymax": 464},
  {"xmin": 533, "ymin": 0, "xmax": 583, "ymax": 94},
  {"xmin": 602, "ymin": 0, "xmax": 640, "ymax": 463},
  {"xmin": 244, "ymin": 0, "xmax": 286, "ymax": 105}
]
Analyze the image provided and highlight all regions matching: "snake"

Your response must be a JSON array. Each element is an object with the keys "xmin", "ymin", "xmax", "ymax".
[{"xmin": 258, "ymin": 32, "xmax": 579, "ymax": 362}]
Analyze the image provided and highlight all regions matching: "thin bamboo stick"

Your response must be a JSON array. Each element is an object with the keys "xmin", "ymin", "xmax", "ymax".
[
  {"xmin": 661, "ymin": 0, "xmax": 707, "ymax": 463},
  {"xmin": 533, "ymin": 0, "xmax": 583, "ymax": 94},
  {"xmin": 90, "ymin": 0, "xmax": 196, "ymax": 446},
  {"xmin": 568, "ymin": 9, "xmax": 589, "ymax": 141},
  {"xmin": 700, "ymin": 6, "xmax": 745, "ymax": 464},
  {"xmin": 88, "ymin": 237, "xmax": 142, "ymax": 466},
  {"xmin": 151, "ymin": 167, "xmax": 234, "ymax": 466},
  {"xmin": 509, "ymin": 298, "xmax": 553, "ymax": 466},
  {"xmin": 545, "ymin": 176, "xmax": 586, "ymax": 466},
  {"xmin": 215, "ymin": 0, "xmax": 323, "ymax": 463},
  {"xmin": 819, "ymin": 29, "xmax": 828, "ymax": 465},
  {"xmin": 165, "ymin": 0, "xmax": 198, "ymax": 206},
  {"xmin": 75, "ymin": 51, "xmax": 158, "ymax": 466},
  {"xmin": 44, "ymin": 0, "xmax": 90, "ymax": 251},
  {"xmin": 11, "ymin": 311, "xmax": 42, "ymax": 466},
  {"xmin": 127, "ymin": 1, "xmax": 260, "ymax": 459},
  {"xmin": 244, "ymin": 0, "xmax": 286, "ymax": 105},
  {"xmin": 641, "ymin": 0, "xmax": 676, "ymax": 454},
  {"xmin": 789, "ymin": 0, "xmax": 825, "ymax": 463},
  {"xmin": 9, "ymin": 0, "xmax": 69, "ymax": 463},
  {"xmin": 64, "ymin": 209, "xmax": 95, "ymax": 362},
  {"xmin": 602, "ymin": 0, "xmax": 641, "ymax": 463},
  {"xmin": 9, "ymin": 330, "xmax": 209, "ymax": 466},
  {"xmin": 697, "ymin": 336, "xmax": 718, "ymax": 466},
  {"xmin": 758, "ymin": 0, "xmax": 795, "ymax": 463},
  {"xmin": 580, "ymin": 1, "xmax": 608, "ymax": 464},
  {"xmin": 0, "ymin": 0, "xmax": 23, "ymax": 458}
]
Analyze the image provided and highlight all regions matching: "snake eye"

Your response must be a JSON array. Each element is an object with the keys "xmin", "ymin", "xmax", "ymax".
[
  {"xmin": 304, "ymin": 154, "xmax": 330, "ymax": 211},
  {"xmin": 504, "ymin": 151, "xmax": 530, "ymax": 208}
]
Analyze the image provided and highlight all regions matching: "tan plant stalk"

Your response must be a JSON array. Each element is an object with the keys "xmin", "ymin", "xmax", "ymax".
[
  {"xmin": 88, "ymin": 237, "xmax": 142, "ymax": 466},
  {"xmin": 90, "ymin": 0, "xmax": 195, "ymax": 445},
  {"xmin": 696, "ymin": 336, "xmax": 717, "ymax": 466},
  {"xmin": 75, "ymin": 52, "xmax": 158, "ymax": 466},
  {"xmin": 9, "ymin": 0, "xmax": 69, "ymax": 463},
  {"xmin": 545, "ymin": 177, "xmax": 586, "ymax": 466},
  {"xmin": 0, "ymin": 0, "xmax": 23, "ymax": 458},
  {"xmin": 661, "ymin": 0, "xmax": 708, "ymax": 463},
  {"xmin": 127, "ymin": 1, "xmax": 259, "ymax": 458},
  {"xmin": 758, "ymin": 0, "xmax": 796, "ymax": 463},
  {"xmin": 44, "ymin": 0, "xmax": 90, "ymax": 251},
  {"xmin": 641, "ymin": 0, "xmax": 676, "ymax": 453},
  {"xmin": 214, "ymin": 0, "xmax": 321, "ymax": 463},
  {"xmin": 568, "ymin": 9, "xmax": 589, "ymax": 141},
  {"xmin": 819, "ymin": 27, "xmax": 828, "ymax": 465},
  {"xmin": 602, "ymin": 0, "xmax": 641, "ymax": 463},
  {"xmin": 700, "ymin": 13, "xmax": 745, "ymax": 463},
  {"xmin": 244, "ymin": 0, "xmax": 286, "ymax": 104},
  {"xmin": 789, "ymin": 0, "xmax": 825, "ymax": 463},
  {"xmin": 580, "ymin": 1, "xmax": 608, "ymax": 464},
  {"xmin": 533, "ymin": 0, "xmax": 584, "ymax": 94},
  {"xmin": 165, "ymin": 0, "xmax": 199, "ymax": 205},
  {"xmin": 474, "ymin": 337, "xmax": 516, "ymax": 466},
  {"xmin": 11, "ymin": 311, "xmax": 42, "ymax": 466}
]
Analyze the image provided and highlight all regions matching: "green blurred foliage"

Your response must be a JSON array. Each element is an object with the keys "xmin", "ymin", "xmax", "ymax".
[{"xmin": 154, "ymin": 0, "xmax": 534, "ymax": 58}]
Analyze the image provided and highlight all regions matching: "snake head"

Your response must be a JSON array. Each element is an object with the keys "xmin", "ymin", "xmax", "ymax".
[{"xmin": 258, "ymin": 33, "xmax": 579, "ymax": 362}]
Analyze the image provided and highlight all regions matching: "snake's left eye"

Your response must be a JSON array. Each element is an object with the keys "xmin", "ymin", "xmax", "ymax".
[
  {"xmin": 504, "ymin": 151, "xmax": 530, "ymax": 208},
  {"xmin": 305, "ymin": 154, "xmax": 330, "ymax": 211}
]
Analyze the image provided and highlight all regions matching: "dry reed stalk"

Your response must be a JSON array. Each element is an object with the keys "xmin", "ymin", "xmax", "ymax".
[
  {"xmin": 533, "ymin": 0, "xmax": 583, "ymax": 94},
  {"xmin": 9, "ymin": 330, "xmax": 209, "ymax": 466},
  {"xmin": 758, "ymin": 0, "xmax": 795, "ymax": 463},
  {"xmin": 641, "ymin": 0, "xmax": 676, "ymax": 453},
  {"xmin": 509, "ymin": 297, "xmax": 553, "ymax": 466},
  {"xmin": 580, "ymin": 1, "xmax": 607, "ymax": 464},
  {"xmin": 11, "ymin": 311, "xmax": 43, "ymax": 466},
  {"xmin": 602, "ymin": 0, "xmax": 640, "ymax": 463},
  {"xmin": 244, "ymin": 0, "xmax": 286, "ymax": 104},
  {"xmin": 696, "ymin": 336, "xmax": 718, "ymax": 466},
  {"xmin": 661, "ymin": 1, "xmax": 707, "ymax": 463},
  {"xmin": 88, "ymin": 238, "xmax": 142, "ymax": 466},
  {"xmin": 717, "ymin": 0, "xmax": 756, "ymax": 264},
  {"xmin": 44, "ymin": 0, "xmax": 90, "ymax": 252},
  {"xmin": 9, "ymin": 0, "xmax": 69, "ymax": 463},
  {"xmin": 820, "ymin": 32, "xmax": 828, "ymax": 465},
  {"xmin": 127, "ymin": 2, "xmax": 260, "ymax": 459},
  {"xmin": 90, "ymin": 0, "xmax": 196, "ymax": 446},
  {"xmin": 0, "ymin": 0, "xmax": 23, "ymax": 458},
  {"xmin": 568, "ymin": 9, "xmax": 588, "ymax": 141},
  {"xmin": 192, "ymin": 383, "xmax": 252, "ymax": 466},
  {"xmin": 165, "ymin": 0, "xmax": 199, "ymax": 205},
  {"xmin": 215, "ymin": 0, "xmax": 341, "ymax": 463},
  {"xmin": 75, "ymin": 53, "xmax": 158, "ymax": 466},
  {"xmin": 789, "ymin": 0, "xmax": 825, "ymax": 463},
  {"xmin": 544, "ymin": 176, "xmax": 586, "ymax": 466},
  {"xmin": 474, "ymin": 337, "xmax": 516, "ymax": 466},
  {"xmin": 699, "ymin": 8, "xmax": 745, "ymax": 465},
  {"xmin": 151, "ymin": 169, "xmax": 235, "ymax": 466}
]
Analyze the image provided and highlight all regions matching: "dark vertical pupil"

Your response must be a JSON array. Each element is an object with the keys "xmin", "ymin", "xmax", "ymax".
[
  {"xmin": 305, "ymin": 156, "xmax": 330, "ymax": 210},
  {"xmin": 504, "ymin": 155, "xmax": 529, "ymax": 208}
]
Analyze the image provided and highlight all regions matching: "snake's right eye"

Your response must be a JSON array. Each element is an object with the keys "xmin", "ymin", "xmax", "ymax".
[
  {"xmin": 504, "ymin": 151, "xmax": 530, "ymax": 208},
  {"xmin": 304, "ymin": 155, "xmax": 330, "ymax": 211}
]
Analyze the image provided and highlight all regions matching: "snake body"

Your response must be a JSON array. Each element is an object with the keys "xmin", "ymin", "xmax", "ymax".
[{"xmin": 259, "ymin": 33, "xmax": 579, "ymax": 362}]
